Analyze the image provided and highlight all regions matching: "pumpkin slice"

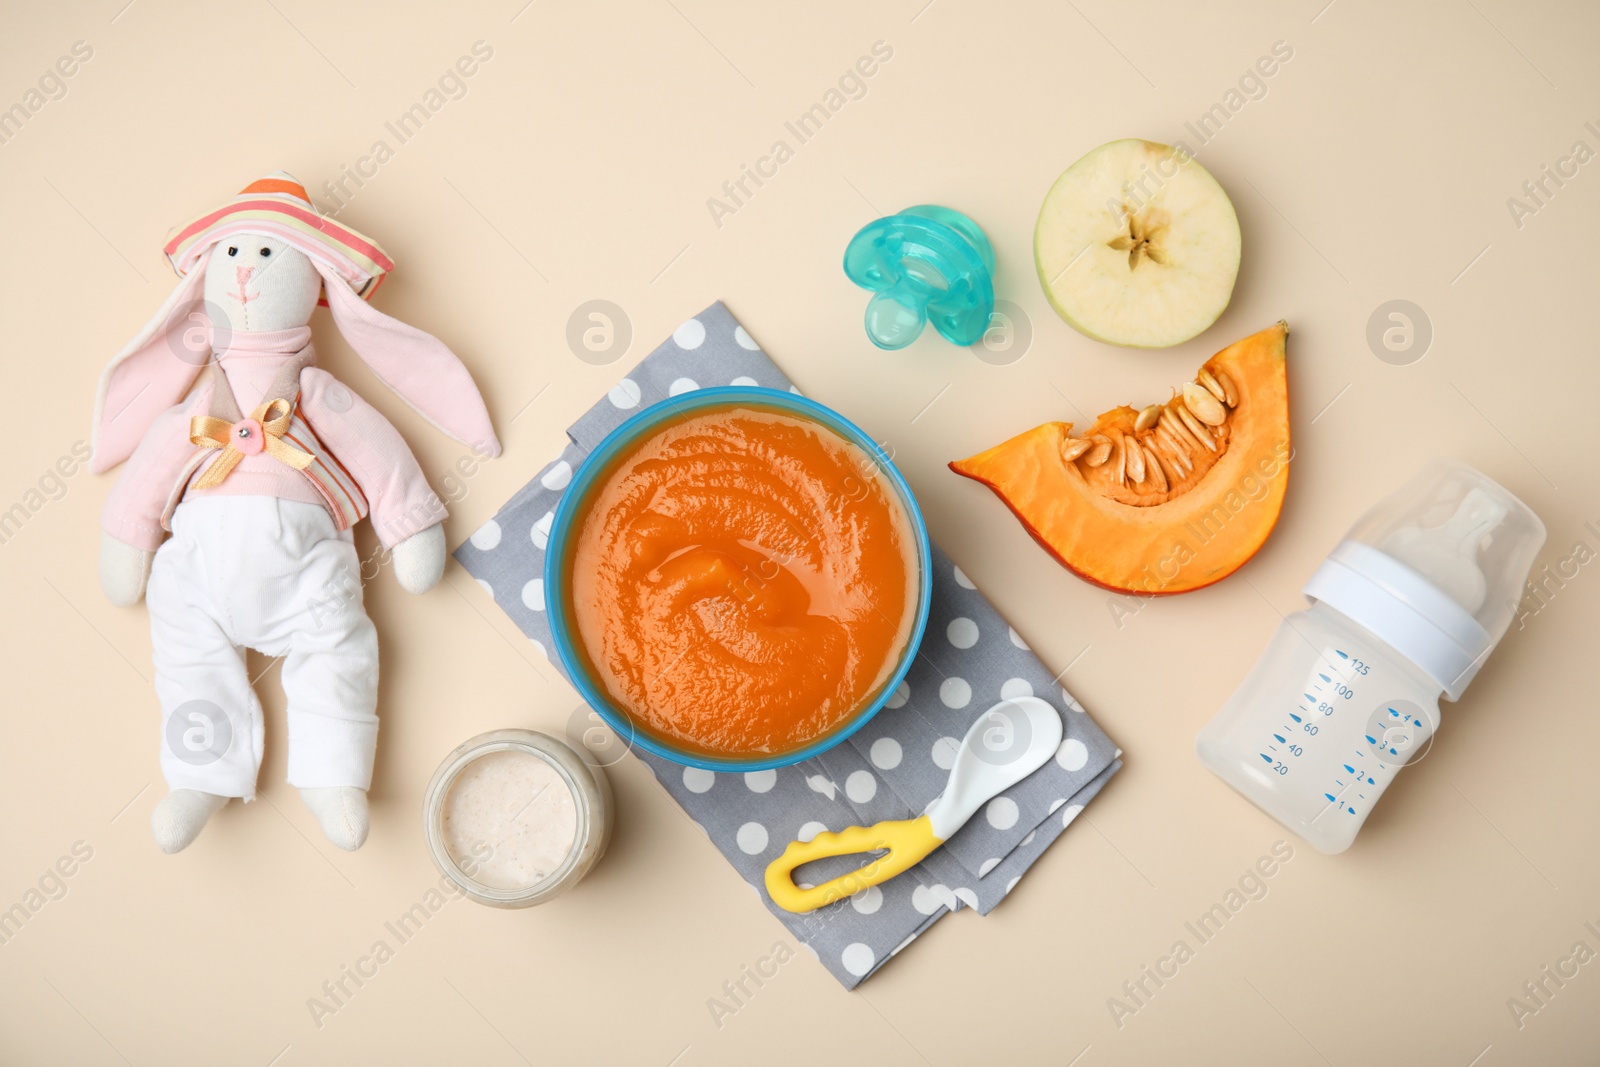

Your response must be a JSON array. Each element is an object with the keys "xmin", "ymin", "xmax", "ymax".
[{"xmin": 950, "ymin": 322, "xmax": 1290, "ymax": 595}]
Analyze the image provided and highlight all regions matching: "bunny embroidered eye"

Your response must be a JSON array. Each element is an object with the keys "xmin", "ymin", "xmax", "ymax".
[
  {"xmin": 259, "ymin": 247, "xmax": 271, "ymax": 257},
  {"xmin": 226, "ymin": 246, "xmax": 238, "ymax": 256}
]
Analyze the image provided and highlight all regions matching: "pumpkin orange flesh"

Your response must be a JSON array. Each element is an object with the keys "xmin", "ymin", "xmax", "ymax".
[{"xmin": 950, "ymin": 323, "xmax": 1290, "ymax": 595}]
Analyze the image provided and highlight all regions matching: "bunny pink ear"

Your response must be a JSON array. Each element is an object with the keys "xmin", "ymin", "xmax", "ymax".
[
  {"xmin": 314, "ymin": 262, "xmax": 502, "ymax": 458},
  {"xmin": 90, "ymin": 250, "xmax": 215, "ymax": 473}
]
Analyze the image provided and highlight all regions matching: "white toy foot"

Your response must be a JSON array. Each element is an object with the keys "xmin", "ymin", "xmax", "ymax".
[
  {"xmin": 392, "ymin": 523, "xmax": 446, "ymax": 594},
  {"xmin": 151, "ymin": 789, "xmax": 228, "ymax": 853},
  {"xmin": 99, "ymin": 531, "xmax": 155, "ymax": 607},
  {"xmin": 300, "ymin": 787, "xmax": 369, "ymax": 851}
]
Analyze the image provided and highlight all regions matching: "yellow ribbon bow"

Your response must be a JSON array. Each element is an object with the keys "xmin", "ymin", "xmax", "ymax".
[{"xmin": 189, "ymin": 398, "xmax": 314, "ymax": 490}]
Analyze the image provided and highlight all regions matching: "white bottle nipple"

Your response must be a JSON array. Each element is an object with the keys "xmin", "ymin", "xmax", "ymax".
[{"xmin": 1381, "ymin": 488, "xmax": 1505, "ymax": 613}]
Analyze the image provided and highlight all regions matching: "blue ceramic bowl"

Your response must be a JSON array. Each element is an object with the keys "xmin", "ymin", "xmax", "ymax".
[{"xmin": 544, "ymin": 387, "xmax": 932, "ymax": 771}]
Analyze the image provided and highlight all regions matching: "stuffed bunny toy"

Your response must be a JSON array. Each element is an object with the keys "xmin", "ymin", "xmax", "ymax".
[{"xmin": 91, "ymin": 173, "xmax": 500, "ymax": 854}]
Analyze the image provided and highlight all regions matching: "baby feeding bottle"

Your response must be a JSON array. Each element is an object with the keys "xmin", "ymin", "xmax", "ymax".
[{"xmin": 1196, "ymin": 459, "xmax": 1545, "ymax": 853}]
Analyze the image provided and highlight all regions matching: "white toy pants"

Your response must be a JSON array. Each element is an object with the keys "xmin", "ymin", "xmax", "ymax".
[{"xmin": 147, "ymin": 496, "xmax": 379, "ymax": 798}]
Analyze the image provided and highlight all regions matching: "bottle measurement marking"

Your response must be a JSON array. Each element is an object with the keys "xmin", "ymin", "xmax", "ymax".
[
  {"xmin": 1256, "ymin": 648, "xmax": 1370, "ymax": 805},
  {"xmin": 1297, "ymin": 649, "xmax": 1395, "ymax": 824},
  {"xmin": 1366, "ymin": 707, "xmax": 1427, "ymax": 759},
  {"xmin": 1316, "ymin": 752, "xmax": 1386, "ymax": 822}
]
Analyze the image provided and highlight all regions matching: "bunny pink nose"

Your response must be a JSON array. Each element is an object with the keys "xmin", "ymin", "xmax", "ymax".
[
  {"xmin": 231, "ymin": 419, "xmax": 265, "ymax": 455},
  {"xmin": 231, "ymin": 265, "xmax": 258, "ymax": 304}
]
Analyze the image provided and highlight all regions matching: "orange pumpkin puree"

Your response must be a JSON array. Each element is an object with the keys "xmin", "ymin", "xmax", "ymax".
[{"xmin": 567, "ymin": 403, "xmax": 919, "ymax": 758}]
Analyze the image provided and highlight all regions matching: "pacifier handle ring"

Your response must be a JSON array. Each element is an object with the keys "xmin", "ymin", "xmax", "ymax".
[{"xmin": 864, "ymin": 283, "xmax": 929, "ymax": 351}]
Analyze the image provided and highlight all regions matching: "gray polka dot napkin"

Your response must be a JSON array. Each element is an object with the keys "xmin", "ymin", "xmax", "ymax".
[{"xmin": 454, "ymin": 302, "xmax": 1121, "ymax": 988}]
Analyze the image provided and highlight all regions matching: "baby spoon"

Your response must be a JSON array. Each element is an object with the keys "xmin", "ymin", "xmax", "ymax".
[{"xmin": 765, "ymin": 696, "xmax": 1063, "ymax": 913}]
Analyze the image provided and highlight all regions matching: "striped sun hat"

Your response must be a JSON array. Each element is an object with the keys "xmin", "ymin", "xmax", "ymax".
[{"xmin": 162, "ymin": 171, "xmax": 395, "ymax": 299}]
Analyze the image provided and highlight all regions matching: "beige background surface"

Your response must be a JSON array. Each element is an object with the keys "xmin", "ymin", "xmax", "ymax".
[{"xmin": 2, "ymin": 0, "xmax": 1598, "ymax": 1064}]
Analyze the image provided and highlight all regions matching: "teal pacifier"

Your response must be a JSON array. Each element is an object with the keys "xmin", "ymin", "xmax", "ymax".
[{"xmin": 843, "ymin": 205, "xmax": 996, "ymax": 350}]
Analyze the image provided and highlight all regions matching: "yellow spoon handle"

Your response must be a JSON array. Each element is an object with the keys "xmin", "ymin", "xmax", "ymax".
[{"xmin": 764, "ymin": 814, "xmax": 943, "ymax": 914}]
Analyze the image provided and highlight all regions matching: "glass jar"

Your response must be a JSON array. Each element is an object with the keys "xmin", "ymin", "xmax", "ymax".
[{"xmin": 423, "ymin": 729, "xmax": 612, "ymax": 907}]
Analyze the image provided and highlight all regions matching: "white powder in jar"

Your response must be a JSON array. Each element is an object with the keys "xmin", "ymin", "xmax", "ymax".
[{"xmin": 441, "ymin": 749, "xmax": 578, "ymax": 891}]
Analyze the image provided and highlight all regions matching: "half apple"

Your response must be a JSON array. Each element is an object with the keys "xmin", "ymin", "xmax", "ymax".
[{"xmin": 1035, "ymin": 139, "xmax": 1241, "ymax": 348}]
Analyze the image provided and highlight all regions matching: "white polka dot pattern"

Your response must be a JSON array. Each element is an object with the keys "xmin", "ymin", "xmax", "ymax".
[
  {"xmin": 939, "ymin": 677, "xmax": 971, "ymax": 708},
  {"xmin": 608, "ymin": 378, "xmax": 641, "ymax": 409},
  {"xmin": 469, "ymin": 520, "xmax": 501, "ymax": 550},
  {"xmin": 735, "ymin": 822, "xmax": 768, "ymax": 854},
  {"xmin": 540, "ymin": 461, "xmax": 572, "ymax": 490},
  {"xmin": 986, "ymin": 796, "xmax": 1019, "ymax": 830},
  {"xmin": 1056, "ymin": 738, "xmax": 1089, "ymax": 772},
  {"xmin": 946, "ymin": 617, "xmax": 979, "ymax": 649},
  {"xmin": 673, "ymin": 318, "xmax": 707, "ymax": 349},
  {"xmin": 845, "ymin": 770, "xmax": 877, "ymax": 804},
  {"xmin": 1000, "ymin": 678, "xmax": 1033, "ymax": 700},
  {"xmin": 840, "ymin": 942, "xmax": 875, "ymax": 977}
]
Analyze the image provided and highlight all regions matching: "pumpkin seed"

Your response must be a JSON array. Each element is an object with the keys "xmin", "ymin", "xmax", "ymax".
[
  {"xmin": 1216, "ymin": 369, "xmax": 1239, "ymax": 407},
  {"xmin": 1197, "ymin": 368, "xmax": 1227, "ymax": 405},
  {"xmin": 1153, "ymin": 419, "xmax": 1186, "ymax": 456},
  {"xmin": 1141, "ymin": 442, "xmax": 1168, "ymax": 492},
  {"xmin": 1061, "ymin": 436, "xmax": 1092, "ymax": 462},
  {"xmin": 1182, "ymin": 382, "xmax": 1228, "ymax": 426},
  {"xmin": 1153, "ymin": 425, "xmax": 1192, "ymax": 475},
  {"xmin": 1175, "ymin": 401, "xmax": 1219, "ymax": 452},
  {"xmin": 1083, "ymin": 436, "xmax": 1113, "ymax": 467},
  {"xmin": 1151, "ymin": 421, "xmax": 1180, "ymax": 460},
  {"xmin": 1165, "ymin": 403, "xmax": 1206, "ymax": 451},
  {"xmin": 1156, "ymin": 444, "xmax": 1186, "ymax": 482},
  {"xmin": 1134, "ymin": 404, "xmax": 1162, "ymax": 433},
  {"xmin": 1123, "ymin": 432, "xmax": 1145, "ymax": 483}
]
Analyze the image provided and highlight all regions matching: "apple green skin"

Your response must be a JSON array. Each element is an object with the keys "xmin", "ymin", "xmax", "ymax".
[{"xmin": 1033, "ymin": 138, "xmax": 1241, "ymax": 349}]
